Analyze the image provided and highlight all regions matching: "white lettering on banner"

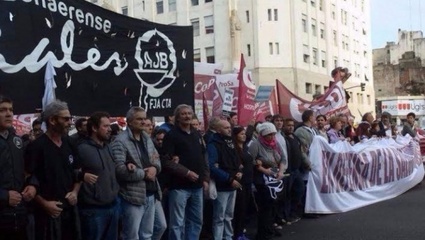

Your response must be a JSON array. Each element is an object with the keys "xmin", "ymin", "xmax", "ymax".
[
  {"xmin": 21, "ymin": 0, "xmax": 112, "ymax": 33},
  {"xmin": 149, "ymin": 98, "xmax": 172, "ymax": 109},
  {"xmin": 194, "ymin": 78, "xmax": 215, "ymax": 93},
  {"xmin": 134, "ymin": 29, "xmax": 177, "ymax": 111},
  {"xmin": 305, "ymin": 135, "xmax": 424, "ymax": 214},
  {"xmin": 0, "ymin": 20, "xmax": 127, "ymax": 75}
]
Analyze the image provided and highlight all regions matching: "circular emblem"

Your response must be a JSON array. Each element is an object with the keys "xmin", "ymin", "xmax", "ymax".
[{"xmin": 13, "ymin": 137, "xmax": 22, "ymax": 149}]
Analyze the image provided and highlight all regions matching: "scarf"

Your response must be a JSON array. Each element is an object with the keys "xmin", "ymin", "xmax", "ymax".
[{"xmin": 259, "ymin": 135, "xmax": 281, "ymax": 155}]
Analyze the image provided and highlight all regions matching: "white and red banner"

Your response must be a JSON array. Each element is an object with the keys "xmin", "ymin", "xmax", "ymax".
[
  {"xmin": 254, "ymin": 86, "xmax": 278, "ymax": 122},
  {"xmin": 306, "ymin": 135, "xmax": 425, "ymax": 214},
  {"xmin": 13, "ymin": 114, "xmax": 39, "ymax": 136},
  {"xmin": 276, "ymin": 80, "xmax": 350, "ymax": 122},
  {"xmin": 237, "ymin": 54, "xmax": 256, "ymax": 126}
]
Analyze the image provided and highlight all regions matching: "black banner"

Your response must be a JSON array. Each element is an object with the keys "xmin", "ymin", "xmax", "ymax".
[{"xmin": 0, "ymin": 0, "xmax": 194, "ymax": 116}]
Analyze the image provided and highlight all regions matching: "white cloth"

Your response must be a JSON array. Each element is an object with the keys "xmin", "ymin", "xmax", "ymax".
[{"xmin": 42, "ymin": 60, "xmax": 57, "ymax": 110}]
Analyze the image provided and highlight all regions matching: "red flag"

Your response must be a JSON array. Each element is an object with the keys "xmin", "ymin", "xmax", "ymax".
[
  {"xmin": 202, "ymin": 92, "xmax": 210, "ymax": 131},
  {"xmin": 237, "ymin": 54, "xmax": 256, "ymax": 126},
  {"xmin": 254, "ymin": 86, "xmax": 278, "ymax": 121},
  {"xmin": 276, "ymin": 79, "xmax": 349, "ymax": 122}
]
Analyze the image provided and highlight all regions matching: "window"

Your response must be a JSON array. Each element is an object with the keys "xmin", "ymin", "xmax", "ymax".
[
  {"xmin": 247, "ymin": 44, "xmax": 251, "ymax": 57},
  {"xmin": 156, "ymin": 0, "xmax": 163, "ymax": 14},
  {"xmin": 122, "ymin": 6, "xmax": 128, "ymax": 16},
  {"xmin": 302, "ymin": 14, "xmax": 307, "ymax": 32},
  {"xmin": 303, "ymin": 45, "xmax": 310, "ymax": 63},
  {"xmin": 274, "ymin": 9, "xmax": 278, "ymax": 21},
  {"xmin": 333, "ymin": 56, "xmax": 338, "ymax": 67},
  {"xmin": 312, "ymin": 48, "xmax": 318, "ymax": 65},
  {"xmin": 268, "ymin": 9, "xmax": 272, "ymax": 21},
  {"xmin": 246, "ymin": 11, "xmax": 250, "ymax": 23},
  {"xmin": 204, "ymin": 15, "xmax": 214, "ymax": 34},
  {"xmin": 311, "ymin": 0, "xmax": 316, "ymax": 7},
  {"xmin": 169, "ymin": 0, "xmax": 176, "ymax": 11},
  {"xmin": 191, "ymin": 0, "xmax": 199, "ymax": 6},
  {"xmin": 321, "ymin": 51, "xmax": 326, "ymax": 67},
  {"xmin": 275, "ymin": 43, "xmax": 280, "ymax": 54},
  {"xmin": 367, "ymin": 95, "xmax": 371, "ymax": 105},
  {"xmin": 194, "ymin": 49, "xmax": 201, "ymax": 62},
  {"xmin": 306, "ymin": 83, "xmax": 312, "ymax": 94},
  {"xmin": 319, "ymin": 0, "xmax": 323, "ymax": 10},
  {"xmin": 331, "ymin": 4, "xmax": 336, "ymax": 20},
  {"xmin": 311, "ymin": 19, "xmax": 317, "ymax": 36},
  {"xmin": 142, "ymin": 0, "xmax": 145, "ymax": 11},
  {"xmin": 333, "ymin": 30, "xmax": 337, "ymax": 46},
  {"xmin": 205, "ymin": 0, "xmax": 213, "ymax": 2},
  {"xmin": 206, "ymin": 47, "xmax": 215, "ymax": 63},
  {"xmin": 320, "ymin": 22, "xmax": 325, "ymax": 38},
  {"xmin": 269, "ymin": 42, "xmax": 273, "ymax": 55},
  {"xmin": 191, "ymin": 18, "xmax": 200, "ymax": 36},
  {"xmin": 315, "ymin": 84, "xmax": 321, "ymax": 94}
]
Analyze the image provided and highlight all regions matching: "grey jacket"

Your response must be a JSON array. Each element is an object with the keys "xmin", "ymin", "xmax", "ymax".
[
  {"xmin": 78, "ymin": 140, "xmax": 119, "ymax": 207},
  {"xmin": 112, "ymin": 128, "xmax": 162, "ymax": 205}
]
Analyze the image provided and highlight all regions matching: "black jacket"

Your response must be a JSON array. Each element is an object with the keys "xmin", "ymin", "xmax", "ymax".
[
  {"xmin": 0, "ymin": 128, "xmax": 37, "ymax": 229},
  {"xmin": 78, "ymin": 140, "xmax": 119, "ymax": 207},
  {"xmin": 208, "ymin": 133, "xmax": 240, "ymax": 191}
]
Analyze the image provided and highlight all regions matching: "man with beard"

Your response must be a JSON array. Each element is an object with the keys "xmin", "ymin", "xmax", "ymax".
[
  {"xmin": 162, "ymin": 104, "xmax": 209, "ymax": 240},
  {"xmin": 0, "ymin": 96, "xmax": 37, "ymax": 240},
  {"xmin": 208, "ymin": 120, "xmax": 241, "ymax": 240},
  {"xmin": 77, "ymin": 112, "xmax": 120, "ymax": 240},
  {"xmin": 315, "ymin": 115, "xmax": 328, "ymax": 142},
  {"xmin": 28, "ymin": 100, "xmax": 82, "ymax": 240}
]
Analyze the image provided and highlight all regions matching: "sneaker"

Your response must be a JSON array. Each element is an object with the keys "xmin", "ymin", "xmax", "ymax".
[
  {"xmin": 286, "ymin": 216, "xmax": 301, "ymax": 225},
  {"xmin": 273, "ymin": 223, "xmax": 283, "ymax": 230}
]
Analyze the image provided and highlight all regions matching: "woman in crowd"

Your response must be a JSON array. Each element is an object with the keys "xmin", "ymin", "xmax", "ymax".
[
  {"xmin": 232, "ymin": 126, "xmax": 254, "ymax": 240},
  {"xmin": 248, "ymin": 122, "xmax": 286, "ymax": 240},
  {"xmin": 327, "ymin": 116, "xmax": 345, "ymax": 143}
]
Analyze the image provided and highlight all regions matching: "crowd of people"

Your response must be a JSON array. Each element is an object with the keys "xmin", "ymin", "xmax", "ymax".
[{"xmin": 0, "ymin": 93, "xmax": 421, "ymax": 240}]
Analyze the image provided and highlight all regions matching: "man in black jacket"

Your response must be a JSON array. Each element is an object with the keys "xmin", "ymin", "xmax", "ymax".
[
  {"xmin": 207, "ymin": 120, "xmax": 242, "ymax": 240},
  {"xmin": 0, "ymin": 96, "xmax": 37, "ymax": 240},
  {"xmin": 77, "ymin": 112, "xmax": 120, "ymax": 240}
]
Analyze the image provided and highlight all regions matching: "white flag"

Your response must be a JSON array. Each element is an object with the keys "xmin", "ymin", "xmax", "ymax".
[{"xmin": 42, "ymin": 60, "xmax": 57, "ymax": 110}]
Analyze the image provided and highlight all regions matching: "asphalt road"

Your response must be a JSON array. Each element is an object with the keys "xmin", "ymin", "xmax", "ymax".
[{"xmin": 264, "ymin": 179, "xmax": 425, "ymax": 240}]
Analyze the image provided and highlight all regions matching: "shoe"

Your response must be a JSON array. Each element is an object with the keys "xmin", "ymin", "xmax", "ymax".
[
  {"xmin": 286, "ymin": 216, "xmax": 301, "ymax": 225},
  {"xmin": 236, "ymin": 234, "xmax": 250, "ymax": 240},
  {"xmin": 273, "ymin": 223, "xmax": 283, "ymax": 230}
]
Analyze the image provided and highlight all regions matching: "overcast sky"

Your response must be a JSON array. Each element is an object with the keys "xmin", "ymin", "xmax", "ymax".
[{"xmin": 371, "ymin": 0, "xmax": 425, "ymax": 48}]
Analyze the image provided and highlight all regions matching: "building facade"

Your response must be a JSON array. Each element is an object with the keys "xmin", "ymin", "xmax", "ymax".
[{"xmin": 91, "ymin": 0, "xmax": 375, "ymax": 120}]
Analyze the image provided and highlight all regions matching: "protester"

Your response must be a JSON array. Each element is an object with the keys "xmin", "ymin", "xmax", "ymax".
[
  {"xmin": 282, "ymin": 118, "xmax": 306, "ymax": 224},
  {"xmin": 402, "ymin": 112, "xmax": 417, "ymax": 137},
  {"xmin": 161, "ymin": 104, "xmax": 209, "ymax": 240},
  {"xmin": 190, "ymin": 116, "xmax": 201, "ymax": 131},
  {"xmin": 70, "ymin": 117, "xmax": 88, "ymax": 146},
  {"xmin": 248, "ymin": 122, "xmax": 287, "ymax": 240},
  {"xmin": 112, "ymin": 106, "xmax": 163, "ymax": 240},
  {"xmin": 345, "ymin": 116, "xmax": 357, "ymax": 143},
  {"xmin": 315, "ymin": 115, "xmax": 328, "ymax": 142},
  {"xmin": 203, "ymin": 116, "xmax": 221, "ymax": 144},
  {"xmin": 31, "ymin": 119, "xmax": 44, "ymax": 139},
  {"xmin": 228, "ymin": 112, "xmax": 238, "ymax": 127},
  {"xmin": 152, "ymin": 128, "xmax": 167, "ymax": 154},
  {"xmin": 356, "ymin": 122, "xmax": 371, "ymax": 141},
  {"xmin": 208, "ymin": 120, "xmax": 241, "ymax": 240},
  {"xmin": 110, "ymin": 123, "xmax": 121, "ymax": 142},
  {"xmin": 159, "ymin": 116, "xmax": 175, "ymax": 132},
  {"xmin": 378, "ymin": 112, "xmax": 392, "ymax": 137},
  {"xmin": 327, "ymin": 116, "xmax": 345, "ymax": 143},
  {"xmin": 142, "ymin": 118, "xmax": 154, "ymax": 137},
  {"xmin": 369, "ymin": 121, "xmax": 381, "ymax": 137},
  {"xmin": 28, "ymin": 100, "xmax": 82, "ymax": 240},
  {"xmin": 0, "ymin": 96, "xmax": 37, "ymax": 240},
  {"xmin": 232, "ymin": 126, "xmax": 253, "ymax": 240}
]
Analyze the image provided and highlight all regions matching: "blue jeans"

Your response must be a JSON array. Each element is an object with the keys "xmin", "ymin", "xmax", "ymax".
[
  {"xmin": 168, "ymin": 188, "xmax": 203, "ymax": 240},
  {"xmin": 213, "ymin": 191, "xmax": 236, "ymax": 240},
  {"xmin": 121, "ymin": 194, "xmax": 156, "ymax": 240},
  {"xmin": 79, "ymin": 200, "xmax": 120, "ymax": 240},
  {"xmin": 152, "ymin": 200, "xmax": 167, "ymax": 240}
]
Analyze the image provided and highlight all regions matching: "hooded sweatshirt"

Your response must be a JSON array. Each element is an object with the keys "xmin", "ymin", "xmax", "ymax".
[{"xmin": 78, "ymin": 139, "xmax": 119, "ymax": 207}]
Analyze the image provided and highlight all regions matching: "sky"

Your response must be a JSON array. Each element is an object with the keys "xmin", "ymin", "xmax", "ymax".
[{"xmin": 371, "ymin": 0, "xmax": 425, "ymax": 48}]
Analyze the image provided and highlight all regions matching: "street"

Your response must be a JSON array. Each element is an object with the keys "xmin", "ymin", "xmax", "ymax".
[{"xmin": 268, "ymin": 179, "xmax": 425, "ymax": 240}]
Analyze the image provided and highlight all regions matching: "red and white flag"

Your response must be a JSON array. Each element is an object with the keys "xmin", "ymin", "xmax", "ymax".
[{"xmin": 237, "ymin": 54, "xmax": 256, "ymax": 126}]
